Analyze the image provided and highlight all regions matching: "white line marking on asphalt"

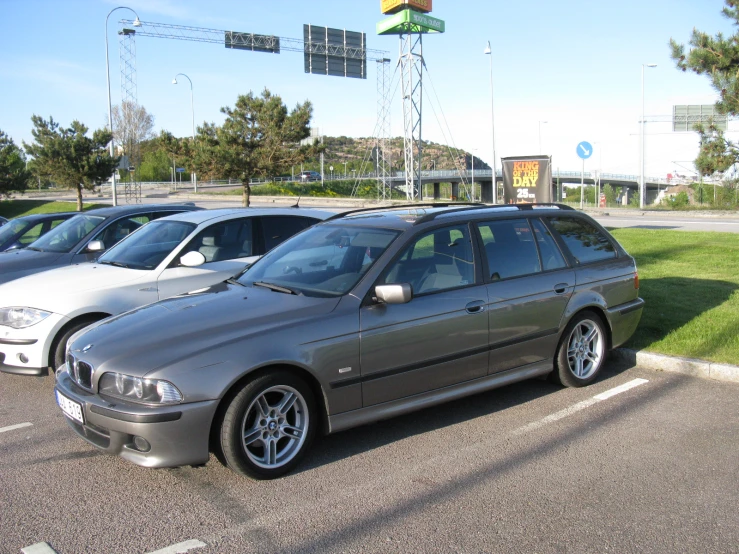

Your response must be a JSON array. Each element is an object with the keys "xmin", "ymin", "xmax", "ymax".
[
  {"xmin": 513, "ymin": 378, "xmax": 649, "ymax": 436},
  {"xmin": 593, "ymin": 378, "xmax": 649, "ymax": 400},
  {"xmin": 145, "ymin": 539, "xmax": 207, "ymax": 554},
  {"xmin": 0, "ymin": 422, "xmax": 33, "ymax": 434},
  {"xmin": 21, "ymin": 543, "xmax": 58, "ymax": 554}
]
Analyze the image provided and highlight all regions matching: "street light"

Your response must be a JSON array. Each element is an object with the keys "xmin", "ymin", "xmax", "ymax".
[
  {"xmin": 471, "ymin": 149, "xmax": 477, "ymax": 202},
  {"xmin": 538, "ymin": 120, "xmax": 548, "ymax": 154},
  {"xmin": 484, "ymin": 41, "xmax": 497, "ymax": 204},
  {"xmin": 106, "ymin": 6, "xmax": 141, "ymax": 206},
  {"xmin": 172, "ymin": 73, "xmax": 197, "ymax": 192},
  {"xmin": 640, "ymin": 63, "xmax": 657, "ymax": 210}
]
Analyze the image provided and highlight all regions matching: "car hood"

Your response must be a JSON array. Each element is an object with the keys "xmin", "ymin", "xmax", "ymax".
[
  {"xmin": 0, "ymin": 263, "xmax": 147, "ymax": 312},
  {"xmin": 69, "ymin": 283, "xmax": 341, "ymax": 377},
  {"xmin": 0, "ymin": 249, "xmax": 67, "ymax": 284}
]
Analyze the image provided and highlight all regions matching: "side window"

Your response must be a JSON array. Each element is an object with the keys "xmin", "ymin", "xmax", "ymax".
[
  {"xmin": 384, "ymin": 225, "xmax": 474, "ymax": 295},
  {"xmin": 50, "ymin": 218, "xmax": 68, "ymax": 229},
  {"xmin": 180, "ymin": 218, "xmax": 254, "ymax": 263},
  {"xmin": 530, "ymin": 219, "xmax": 567, "ymax": 271},
  {"xmin": 19, "ymin": 223, "xmax": 44, "ymax": 246},
  {"xmin": 93, "ymin": 215, "xmax": 151, "ymax": 248},
  {"xmin": 548, "ymin": 217, "xmax": 616, "ymax": 265},
  {"xmin": 260, "ymin": 216, "xmax": 317, "ymax": 252},
  {"xmin": 477, "ymin": 219, "xmax": 541, "ymax": 280}
]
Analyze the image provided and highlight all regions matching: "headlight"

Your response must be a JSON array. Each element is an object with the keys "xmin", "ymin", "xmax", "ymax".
[
  {"xmin": 0, "ymin": 307, "xmax": 51, "ymax": 329},
  {"xmin": 99, "ymin": 372, "xmax": 183, "ymax": 404}
]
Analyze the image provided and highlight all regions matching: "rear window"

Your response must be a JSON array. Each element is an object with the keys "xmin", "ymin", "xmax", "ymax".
[{"xmin": 547, "ymin": 217, "xmax": 616, "ymax": 265}]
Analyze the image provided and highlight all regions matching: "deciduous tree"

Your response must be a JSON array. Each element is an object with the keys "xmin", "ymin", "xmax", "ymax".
[
  {"xmin": 23, "ymin": 116, "xmax": 119, "ymax": 211},
  {"xmin": 112, "ymin": 101, "xmax": 155, "ymax": 173}
]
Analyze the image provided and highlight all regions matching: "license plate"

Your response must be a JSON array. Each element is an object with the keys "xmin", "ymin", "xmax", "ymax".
[{"xmin": 56, "ymin": 390, "xmax": 84, "ymax": 424}]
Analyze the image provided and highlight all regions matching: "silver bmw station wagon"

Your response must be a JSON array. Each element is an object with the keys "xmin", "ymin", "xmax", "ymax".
[{"xmin": 55, "ymin": 204, "xmax": 644, "ymax": 479}]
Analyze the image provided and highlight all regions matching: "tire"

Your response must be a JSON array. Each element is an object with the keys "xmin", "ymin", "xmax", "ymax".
[
  {"xmin": 49, "ymin": 318, "xmax": 100, "ymax": 376},
  {"xmin": 553, "ymin": 310, "xmax": 607, "ymax": 387},
  {"xmin": 220, "ymin": 370, "xmax": 316, "ymax": 479}
]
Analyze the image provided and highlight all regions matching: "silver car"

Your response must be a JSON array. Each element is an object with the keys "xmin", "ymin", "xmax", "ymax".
[{"xmin": 54, "ymin": 204, "xmax": 644, "ymax": 479}]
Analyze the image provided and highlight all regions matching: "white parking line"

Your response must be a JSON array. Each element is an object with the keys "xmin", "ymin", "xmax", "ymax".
[
  {"xmin": 0, "ymin": 422, "xmax": 33, "ymax": 434},
  {"xmin": 513, "ymin": 378, "xmax": 649, "ymax": 436},
  {"xmin": 145, "ymin": 539, "xmax": 207, "ymax": 554},
  {"xmin": 21, "ymin": 543, "xmax": 57, "ymax": 554}
]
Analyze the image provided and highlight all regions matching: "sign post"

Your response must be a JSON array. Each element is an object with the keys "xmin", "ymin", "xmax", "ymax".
[{"xmin": 576, "ymin": 141, "xmax": 593, "ymax": 209}]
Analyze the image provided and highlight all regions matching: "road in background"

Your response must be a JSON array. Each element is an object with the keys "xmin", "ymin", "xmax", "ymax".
[
  {"xmin": 13, "ymin": 189, "xmax": 739, "ymax": 232},
  {"xmin": 1, "ymin": 362, "xmax": 737, "ymax": 553}
]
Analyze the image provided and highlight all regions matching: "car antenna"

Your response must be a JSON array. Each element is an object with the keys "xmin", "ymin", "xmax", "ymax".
[{"xmin": 291, "ymin": 197, "xmax": 301, "ymax": 208}]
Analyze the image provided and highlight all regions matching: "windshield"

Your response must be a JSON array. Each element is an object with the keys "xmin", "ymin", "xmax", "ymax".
[
  {"xmin": 98, "ymin": 220, "xmax": 196, "ymax": 270},
  {"xmin": 27, "ymin": 214, "xmax": 105, "ymax": 253},
  {"xmin": 239, "ymin": 224, "xmax": 400, "ymax": 297},
  {"xmin": 0, "ymin": 219, "xmax": 30, "ymax": 242}
]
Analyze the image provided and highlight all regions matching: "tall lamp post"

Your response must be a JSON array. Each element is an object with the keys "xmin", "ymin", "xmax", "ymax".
[
  {"xmin": 538, "ymin": 120, "xmax": 548, "ymax": 154},
  {"xmin": 172, "ymin": 73, "xmax": 197, "ymax": 192},
  {"xmin": 484, "ymin": 41, "xmax": 497, "ymax": 204},
  {"xmin": 640, "ymin": 63, "xmax": 657, "ymax": 209},
  {"xmin": 106, "ymin": 6, "xmax": 141, "ymax": 206}
]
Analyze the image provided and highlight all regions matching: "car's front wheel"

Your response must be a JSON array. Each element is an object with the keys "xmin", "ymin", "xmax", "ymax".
[
  {"xmin": 553, "ymin": 310, "xmax": 607, "ymax": 387},
  {"xmin": 220, "ymin": 370, "xmax": 316, "ymax": 479}
]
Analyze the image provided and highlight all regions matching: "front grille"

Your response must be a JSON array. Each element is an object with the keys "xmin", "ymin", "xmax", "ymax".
[
  {"xmin": 77, "ymin": 361, "xmax": 93, "ymax": 388},
  {"xmin": 66, "ymin": 353, "xmax": 94, "ymax": 391}
]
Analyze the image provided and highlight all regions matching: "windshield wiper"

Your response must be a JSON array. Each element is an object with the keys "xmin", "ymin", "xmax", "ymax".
[
  {"xmin": 225, "ymin": 278, "xmax": 246, "ymax": 287},
  {"xmin": 98, "ymin": 260, "xmax": 131, "ymax": 269},
  {"xmin": 253, "ymin": 281, "xmax": 300, "ymax": 295},
  {"xmin": 26, "ymin": 246, "xmax": 43, "ymax": 252}
]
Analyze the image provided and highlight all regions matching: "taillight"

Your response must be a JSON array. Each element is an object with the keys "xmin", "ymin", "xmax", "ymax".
[{"xmin": 634, "ymin": 271, "xmax": 639, "ymax": 289}]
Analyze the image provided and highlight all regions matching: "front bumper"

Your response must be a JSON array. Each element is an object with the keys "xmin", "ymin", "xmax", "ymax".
[
  {"xmin": 0, "ymin": 313, "xmax": 68, "ymax": 375},
  {"xmin": 54, "ymin": 365, "xmax": 219, "ymax": 468}
]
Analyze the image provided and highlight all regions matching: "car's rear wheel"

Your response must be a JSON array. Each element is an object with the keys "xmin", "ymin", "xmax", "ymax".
[
  {"xmin": 220, "ymin": 371, "xmax": 316, "ymax": 479},
  {"xmin": 553, "ymin": 311, "xmax": 607, "ymax": 387}
]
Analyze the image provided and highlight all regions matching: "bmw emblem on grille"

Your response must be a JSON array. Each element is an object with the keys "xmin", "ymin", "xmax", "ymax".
[{"xmin": 82, "ymin": 344, "xmax": 94, "ymax": 352}]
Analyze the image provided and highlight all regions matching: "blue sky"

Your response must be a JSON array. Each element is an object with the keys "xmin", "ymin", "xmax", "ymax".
[{"xmin": 0, "ymin": 0, "xmax": 733, "ymax": 177}]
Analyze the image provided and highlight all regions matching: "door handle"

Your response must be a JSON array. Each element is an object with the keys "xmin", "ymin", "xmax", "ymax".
[
  {"xmin": 465, "ymin": 300, "xmax": 485, "ymax": 314},
  {"xmin": 553, "ymin": 283, "xmax": 570, "ymax": 294}
]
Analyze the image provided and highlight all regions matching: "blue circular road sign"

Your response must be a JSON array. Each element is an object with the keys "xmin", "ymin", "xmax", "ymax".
[{"xmin": 577, "ymin": 141, "xmax": 593, "ymax": 160}]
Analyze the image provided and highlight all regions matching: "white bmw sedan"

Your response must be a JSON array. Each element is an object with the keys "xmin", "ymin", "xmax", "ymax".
[{"xmin": 0, "ymin": 207, "xmax": 332, "ymax": 376}]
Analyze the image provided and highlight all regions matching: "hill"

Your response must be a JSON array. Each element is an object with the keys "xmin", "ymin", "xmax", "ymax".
[{"xmin": 319, "ymin": 136, "xmax": 491, "ymax": 175}]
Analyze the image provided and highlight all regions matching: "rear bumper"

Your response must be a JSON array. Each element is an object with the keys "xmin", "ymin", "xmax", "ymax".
[{"xmin": 607, "ymin": 297, "xmax": 645, "ymax": 349}]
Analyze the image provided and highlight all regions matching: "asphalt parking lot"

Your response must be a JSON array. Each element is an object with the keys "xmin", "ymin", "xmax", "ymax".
[{"xmin": 2, "ymin": 360, "xmax": 737, "ymax": 554}]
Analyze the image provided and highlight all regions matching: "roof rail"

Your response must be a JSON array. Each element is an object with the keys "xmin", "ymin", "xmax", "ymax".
[
  {"xmin": 323, "ymin": 202, "xmax": 484, "ymax": 222},
  {"xmin": 412, "ymin": 202, "xmax": 575, "ymax": 225}
]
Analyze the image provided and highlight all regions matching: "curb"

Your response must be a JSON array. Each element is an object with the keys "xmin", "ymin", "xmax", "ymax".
[{"xmin": 612, "ymin": 348, "xmax": 739, "ymax": 384}]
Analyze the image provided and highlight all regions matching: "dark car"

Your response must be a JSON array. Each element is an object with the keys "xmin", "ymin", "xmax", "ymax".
[
  {"xmin": 298, "ymin": 171, "xmax": 322, "ymax": 182},
  {"xmin": 55, "ymin": 203, "xmax": 643, "ymax": 479},
  {"xmin": 0, "ymin": 204, "xmax": 201, "ymax": 285},
  {"xmin": 0, "ymin": 212, "xmax": 77, "ymax": 252}
]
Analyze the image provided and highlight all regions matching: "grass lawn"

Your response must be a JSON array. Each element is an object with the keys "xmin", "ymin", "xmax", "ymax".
[
  {"xmin": 0, "ymin": 200, "xmax": 108, "ymax": 219},
  {"xmin": 610, "ymin": 228, "xmax": 739, "ymax": 365}
]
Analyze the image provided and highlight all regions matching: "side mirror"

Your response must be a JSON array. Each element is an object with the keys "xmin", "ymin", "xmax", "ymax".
[
  {"xmin": 374, "ymin": 283, "xmax": 412, "ymax": 305},
  {"xmin": 180, "ymin": 251, "xmax": 206, "ymax": 267},
  {"xmin": 86, "ymin": 240, "xmax": 105, "ymax": 253}
]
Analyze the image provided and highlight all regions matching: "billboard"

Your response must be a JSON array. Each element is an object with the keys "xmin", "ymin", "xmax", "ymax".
[
  {"xmin": 224, "ymin": 31, "xmax": 280, "ymax": 53},
  {"xmin": 303, "ymin": 25, "xmax": 367, "ymax": 79},
  {"xmin": 673, "ymin": 105, "xmax": 728, "ymax": 132},
  {"xmin": 501, "ymin": 156, "xmax": 552, "ymax": 204},
  {"xmin": 377, "ymin": 9, "xmax": 445, "ymax": 34},
  {"xmin": 381, "ymin": 0, "xmax": 432, "ymax": 14}
]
